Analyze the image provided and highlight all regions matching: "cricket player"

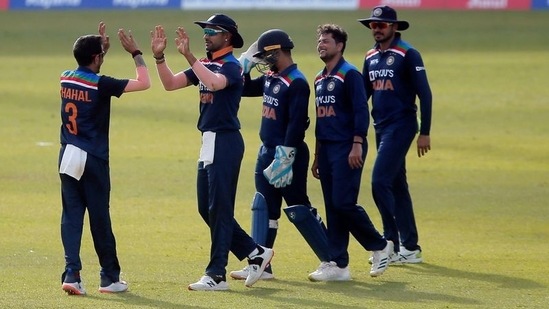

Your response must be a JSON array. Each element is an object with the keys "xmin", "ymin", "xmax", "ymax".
[
  {"xmin": 230, "ymin": 29, "xmax": 334, "ymax": 281},
  {"xmin": 359, "ymin": 6, "xmax": 433, "ymax": 264},
  {"xmin": 150, "ymin": 14, "xmax": 273, "ymax": 291},
  {"xmin": 310, "ymin": 24, "xmax": 394, "ymax": 281},
  {"xmin": 59, "ymin": 22, "xmax": 150, "ymax": 295}
]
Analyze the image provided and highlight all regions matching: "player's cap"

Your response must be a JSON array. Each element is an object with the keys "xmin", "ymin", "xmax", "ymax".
[
  {"xmin": 253, "ymin": 29, "xmax": 294, "ymax": 58},
  {"xmin": 195, "ymin": 13, "xmax": 244, "ymax": 48},
  {"xmin": 358, "ymin": 6, "xmax": 409, "ymax": 31}
]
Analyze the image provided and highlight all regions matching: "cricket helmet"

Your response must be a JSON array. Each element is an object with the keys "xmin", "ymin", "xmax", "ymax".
[{"xmin": 253, "ymin": 29, "xmax": 294, "ymax": 58}]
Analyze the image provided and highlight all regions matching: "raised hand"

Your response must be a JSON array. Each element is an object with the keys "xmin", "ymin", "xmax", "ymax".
[
  {"xmin": 98, "ymin": 21, "xmax": 110, "ymax": 54},
  {"xmin": 238, "ymin": 41, "xmax": 261, "ymax": 74},
  {"xmin": 175, "ymin": 27, "xmax": 191, "ymax": 56},
  {"xmin": 118, "ymin": 29, "xmax": 139, "ymax": 54},
  {"xmin": 150, "ymin": 25, "xmax": 167, "ymax": 58}
]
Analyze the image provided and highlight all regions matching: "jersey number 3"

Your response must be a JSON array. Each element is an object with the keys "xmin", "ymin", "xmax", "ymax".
[{"xmin": 65, "ymin": 102, "xmax": 78, "ymax": 135}]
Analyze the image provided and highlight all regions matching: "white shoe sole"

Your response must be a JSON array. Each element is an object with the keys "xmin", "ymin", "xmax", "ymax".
[
  {"xmin": 98, "ymin": 281, "xmax": 128, "ymax": 293},
  {"xmin": 230, "ymin": 271, "xmax": 274, "ymax": 280},
  {"xmin": 62, "ymin": 283, "xmax": 86, "ymax": 295}
]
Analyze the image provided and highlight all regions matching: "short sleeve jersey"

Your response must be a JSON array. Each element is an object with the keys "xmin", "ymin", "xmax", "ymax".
[
  {"xmin": 314, "ymin": 58, "xmax": 369, "ymax": 142},
  {"xmin": 59, "ymin": 66, "xmax": 128, "ymax": 160},
  {"xmin": 184, "ymin": 47, "xmax": 243, "ymax": 133}
]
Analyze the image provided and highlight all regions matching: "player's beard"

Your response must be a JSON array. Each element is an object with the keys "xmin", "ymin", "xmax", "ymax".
[
  {"xmin": 374, "ymin": 31, "xmax": 394, "ymax": 44},
  {"xmin": 320, "ymin": 51, "xmax": 334, "ymax": 63},
  {"xmin": 205, "ymin": 39, "xmax": 222, "ymax": 53}
]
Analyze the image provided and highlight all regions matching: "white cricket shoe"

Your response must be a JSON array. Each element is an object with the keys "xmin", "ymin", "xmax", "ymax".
[
  {"xmin": 369, "ymin": 251, "xmax": 399, "ymax": 264},
  {"xmin": 188, "ymin": 276, "xmax": 229, "ymax": 291},
  {"xmin": 369, "ymin": 246, "xmax": 423, "ymax": 265},
  {"xmin": 229, "ymin": 265, "xmax": 275, "ymax": 280},
  {"xmin": 98, "ymin": 281, "xmax": 128, "ymax": 293},
  {"xmin": 370, "ymin": 240, "xmax": 394, "ymax": 277},
  {"xmin": 395, "ymin": 247, "xmax": 423, "ymax": 264},
  {"xmin": 245, "ymin": 246, "xmax": 274, "ymax": 287},
  {"xmin": 308, "ymin": 261, "xmax": 351, "ymax": 282},
  {"xmin": 62, "ymin": 281, "xmax": 86, "ymax": 296}
]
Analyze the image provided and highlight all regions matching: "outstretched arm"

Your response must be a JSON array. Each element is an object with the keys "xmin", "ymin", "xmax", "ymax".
[
  {"xmin": 151, "ymin": 25, "xmax": 190, "ymax": 91},
  {"xmin": 175, "ymin": 27, "xmax": 228, "ymax": 91},
  {"xmin": 118, "ymin": 28, "xmax": 150, "ymax": 92}
]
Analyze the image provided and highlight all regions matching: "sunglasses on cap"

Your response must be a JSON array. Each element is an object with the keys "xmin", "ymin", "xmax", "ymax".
[
  {"xmin": 203, "ymin": 28, "xmax": 227, "ymax": 36},
  {"xmin": 369, "ymin": 22, "xmax": 393, "ymax": 30}
]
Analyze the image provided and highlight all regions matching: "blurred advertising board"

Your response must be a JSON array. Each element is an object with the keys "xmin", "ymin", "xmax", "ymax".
[
  {"xmin": 180, "ymin": 0, "xmax": 359, "ymax": 10},
  {"xmin": 9, "ymin": 0, "xmax": 180, "ymax": 9},
  {"xmin": 358, "ymin": 0, "xmax": 531, "ymax": 9},
  {"xmin": 531, "ymin": 0, "xmax": 549, "ymax": 8}
]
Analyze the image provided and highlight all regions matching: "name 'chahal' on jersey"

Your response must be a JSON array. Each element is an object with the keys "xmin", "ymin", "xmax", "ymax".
[{"xmin": 59, "ymin": 67, "xmax": 127, "ymax": 160}]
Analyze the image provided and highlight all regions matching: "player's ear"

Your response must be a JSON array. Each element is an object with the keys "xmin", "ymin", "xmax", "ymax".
[{"xmin": 336, "ymin": 41, "xmax": 344, "ymax": 52}]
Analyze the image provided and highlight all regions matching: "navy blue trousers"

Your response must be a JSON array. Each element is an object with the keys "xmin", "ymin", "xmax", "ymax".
[
  {"xmin": 318, "ymin": 141, "xmax": 386, "ymax": 268},
  {"xmin": 59, "ymin": 147, "xmax": 121, "ymax": 283},
  {"xmin": 372, "ymin": 120, "xmax": 421, "ymax": 252},
  {"xmin": 196, "ymin": 131, "xmax": 257, "ymax": 278}
]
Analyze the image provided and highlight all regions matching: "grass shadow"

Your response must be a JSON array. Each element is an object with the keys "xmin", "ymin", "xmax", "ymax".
[{"xmin": 399, "ymin": 263, "xmax": 546, "ymax": 290}]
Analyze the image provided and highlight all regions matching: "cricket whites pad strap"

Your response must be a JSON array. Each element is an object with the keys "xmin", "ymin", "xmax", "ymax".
[{"xmin": 283, "ymin": 205, "xmax": 331, "ymax": 262}]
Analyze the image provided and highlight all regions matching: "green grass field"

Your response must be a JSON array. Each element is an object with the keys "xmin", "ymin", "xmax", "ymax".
[{"xmin": 1, "ymin": 9, "xmax": 548, "ymax": 309}]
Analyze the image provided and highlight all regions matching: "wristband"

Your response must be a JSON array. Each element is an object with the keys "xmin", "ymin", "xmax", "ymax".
[
  {"xmin": 353, "ymin": 141, "xmax": 363, "ymax": 144},
  {"xmin": 155, "ymin": 58, "xmax": 166, "ymax": 64},
  {"xmin": 153, "ymin": 53, "xmax": 165, "ymax": 60},
  {"xmin": 131, "ymin": 50, "xmax": 143, "ymax": 58}
]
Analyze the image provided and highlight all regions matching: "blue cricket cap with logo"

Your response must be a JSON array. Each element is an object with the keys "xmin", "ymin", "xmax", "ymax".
[{"xmin": 358, "ymin": 6, "xmax": 409, "ymax": 31}]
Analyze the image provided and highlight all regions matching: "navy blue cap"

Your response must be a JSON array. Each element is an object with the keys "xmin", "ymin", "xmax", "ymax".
[
  {"xmin": 195, "ymin": 14, "xmax": 244, "ymax": 48},
  {"xmin": 358, "ymin": 6, "xmax": 409, "ymax": 31}
]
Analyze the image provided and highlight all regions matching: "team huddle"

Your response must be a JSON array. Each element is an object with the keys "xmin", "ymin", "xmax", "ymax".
[{"xmin": 58, "ymin": 5, "xmax": 432, "ymax": 294}]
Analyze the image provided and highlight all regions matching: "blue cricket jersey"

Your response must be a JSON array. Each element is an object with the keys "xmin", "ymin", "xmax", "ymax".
[
  {"xmin": 362, "ymin": 33, "xmax": 432, "ymax": 135},
  {"xmin": 314, "ymin": 58, "xmax": 369, "ymax": 142},
  {"xmin": 59, "ymin": 67, "xmax": 128, "ymax": 161},
  {"xmin": 185, "ymin": 47, "xmax": 242, "ymax": 133},
  {"xmin": 242, "ymin": 64, "xmax": 310, "ymax": 148}
]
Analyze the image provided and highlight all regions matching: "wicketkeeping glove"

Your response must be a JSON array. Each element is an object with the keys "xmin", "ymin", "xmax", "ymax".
[
  {"xmin": 238, "ymin": 41, "xmax": 260, "ymax": 74},
  {"xmin": 263, "ymin": 146, "xmax": 296, "ymax": 188}
]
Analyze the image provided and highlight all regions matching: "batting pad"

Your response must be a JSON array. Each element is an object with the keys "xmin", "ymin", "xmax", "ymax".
[
  {"xmin": 284, "ymin": 205, "xmax": 332, "ymax": 262},
  {"xmin": 251, "ymin": 192, "xmax": 269, "ymax": 246}
]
